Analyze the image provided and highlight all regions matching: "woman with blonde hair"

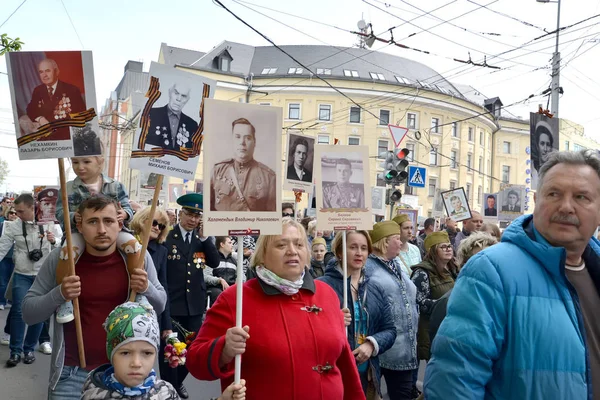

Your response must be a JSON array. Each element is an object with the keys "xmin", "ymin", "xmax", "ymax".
[
  {"xmin": 365, "ymin": 221, "xmax": 418, "ymax": 400},
  {"xmin": 129, "ymin": 207, "xmax": 173, "ymax": 382},
  {"xmin": 481, "ymin": 222, "xmax": 501, "ymax": 240},
  {"xmin": 319, "ymin": 230, "xmax": 396, "ymax": 399},
  {"xmin": 188, "ymin": 218, "xmax": 365, "ymax": 400}
]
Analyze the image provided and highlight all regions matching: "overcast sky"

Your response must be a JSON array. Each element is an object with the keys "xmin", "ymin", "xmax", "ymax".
[{"xmin": 1, "ymin": 0, "xmax": 599, "ymax": 193}]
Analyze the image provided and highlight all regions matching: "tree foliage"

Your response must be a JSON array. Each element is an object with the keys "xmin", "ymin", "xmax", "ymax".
[
  {"xmin": 0, "ymin": 33, "xmax": 24, "ymax": 56},
  {"xmin": 0, "ymin": 158, "xmax": 9, "ymax": 186}
]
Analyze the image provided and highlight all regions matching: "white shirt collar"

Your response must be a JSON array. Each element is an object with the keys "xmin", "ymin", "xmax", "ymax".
[
  {"xmin": 48, "ymin": 81, "xmax": 58, "ymax": 94},
  {"xmin": 179, "ymin": 224, "xmax": 193, "ymax": 238}
]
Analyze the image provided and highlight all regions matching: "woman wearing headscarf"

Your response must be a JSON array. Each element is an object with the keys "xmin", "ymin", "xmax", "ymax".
[
  {"xmin": 410, "ymin": 231, "xmax": 459, "ymax": 362},
  {"xmin": 319, "ymin": 230, "xmax": 396, "ymax": 399},
  {"xmin": 365, "ymin": 221, "xmax": 418, "ymax": 400},
  {"xmin": 187, "ymin": 218, "xmax": 365, "ymax": 400}
]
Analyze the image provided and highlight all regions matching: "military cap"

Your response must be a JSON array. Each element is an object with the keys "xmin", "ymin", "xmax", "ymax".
[
  {"xmin": 369, "ymin": 221, "xmax": 401, "ymax": 244},
  {"xmin": 312, "ymin": 237, "xmax": 327, "ymax": 249},
  {"xmin": 392, "ymin": 214, "xmax": 410, "ymax": 226},
  {"xmin": 176, "ymin": 193, "xmax": 203, "ymax": 214},
  {"xmin": 424, "ymin": 231, "xmax": 450, "ymax": 252},
  {"xmin": 38, "ymin": 188, "xmax": 58, "ymax": 202}
]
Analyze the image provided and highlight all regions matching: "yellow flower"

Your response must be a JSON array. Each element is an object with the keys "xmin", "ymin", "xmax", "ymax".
[{"xmin": 174, "ymin": 342, "xmax": 187, "ymax": 353}]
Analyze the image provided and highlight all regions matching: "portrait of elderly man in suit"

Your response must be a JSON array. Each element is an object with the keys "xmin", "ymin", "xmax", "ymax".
[
  {"xmin": 19, "ymin": 58, "xmax": 86, "ymax": 139},
  {"xmin": 145, "ymin": 82, "xmax": 199, "ymax": 151}
]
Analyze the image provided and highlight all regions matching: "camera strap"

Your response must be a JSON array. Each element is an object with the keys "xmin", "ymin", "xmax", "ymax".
[{"xmin": 22, "ymin": 220, "xmax": 44, "ymax": 254}]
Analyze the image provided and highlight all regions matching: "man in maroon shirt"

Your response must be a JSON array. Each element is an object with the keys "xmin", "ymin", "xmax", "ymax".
[{"xmin": 22, "ymin": 195, "xmax": 166, "ymax": 399}]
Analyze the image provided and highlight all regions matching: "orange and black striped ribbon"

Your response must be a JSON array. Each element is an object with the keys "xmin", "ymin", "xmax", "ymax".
[{"xmin": 16, "ymin": 108, "xmax": 97, "ymax": 147}]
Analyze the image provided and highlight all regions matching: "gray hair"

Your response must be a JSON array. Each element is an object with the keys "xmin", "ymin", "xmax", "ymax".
[
  {"xmin": 38, "ymin": 58, "xmax": 58, "ymax": 71},
  {"xmin": 537, "ymin": 150, "xmax": 600, "ymax": 192},
  {"xmin": 456, "ymin": 232, "xmax": 498, "ymax": 267}
]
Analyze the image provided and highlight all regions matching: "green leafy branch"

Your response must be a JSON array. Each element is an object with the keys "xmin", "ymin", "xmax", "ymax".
[{"xmin": 0, "ymin": 33, "xmax": 24, "ymax": 56}]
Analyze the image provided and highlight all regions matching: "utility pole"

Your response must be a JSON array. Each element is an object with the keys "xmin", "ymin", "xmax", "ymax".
[{"xmin": 544, "ymin": 0, "xmax": 562, "ymax": 117}]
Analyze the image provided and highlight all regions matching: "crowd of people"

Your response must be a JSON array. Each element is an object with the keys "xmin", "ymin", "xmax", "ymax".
[{"xmin": 0, "ymin": 148, "xmax": 599, "ymax": 399}]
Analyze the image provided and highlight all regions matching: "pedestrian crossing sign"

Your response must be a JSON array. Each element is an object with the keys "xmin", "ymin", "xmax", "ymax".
[{"xmin": 407, "ymin": 166, "xmax": 426, "ymax": 188}]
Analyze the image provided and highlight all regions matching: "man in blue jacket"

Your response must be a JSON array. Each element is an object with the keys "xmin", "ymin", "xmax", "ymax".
[{"xmin": 424, "ymin": 150, "xmax": 600, "ymax": 400}]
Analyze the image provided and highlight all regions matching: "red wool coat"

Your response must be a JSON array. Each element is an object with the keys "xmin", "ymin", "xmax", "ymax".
[{"xmin": 187, "ymin": 274, "xmax": 365, "ymax": 400}]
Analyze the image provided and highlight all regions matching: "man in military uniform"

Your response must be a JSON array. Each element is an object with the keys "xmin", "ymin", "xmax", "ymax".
[
  {"xmin": 286, "ymin": 136, "xmax": 312, "ymax": 182},
  {"xmin": 210, "ymin": 118, "xmax": 276, "ymax": 211},
  {"xmin": 323, "ymin": 158, "xmax": 365, "ymax": 209},
  {"xmin": 144, "ymin": 83, "xmax": 198, "ymax": 151},
  {"xmin": 21, "ymin": 58, "xmax": 86, "ymax": 140},
  {"xmin": 159, "ymin": 193, "xmax": 219, "ymax": 399},
  {"xmin": 35, "ymin": 187, "xmax": 58, "ymax": 224}
]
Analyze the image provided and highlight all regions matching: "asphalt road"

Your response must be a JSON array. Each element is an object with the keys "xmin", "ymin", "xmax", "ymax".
[{"xmin": 0, "ymin": 306, "xmax": 424, "ymax": 399}]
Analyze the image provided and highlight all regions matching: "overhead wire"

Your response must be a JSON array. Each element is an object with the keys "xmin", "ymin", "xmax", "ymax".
[
  {"xmin": 465, "ymin": 0, "xmax": 547, "ymax": 32},
  {"xmin": 59, "ymin": 0, "xmax": 84, "ymax": 48},
  {"xmin": 0, "ymin": 0, "xmax": 27, "ymax": 30}
]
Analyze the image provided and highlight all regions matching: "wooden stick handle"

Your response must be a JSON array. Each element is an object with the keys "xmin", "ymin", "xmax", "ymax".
[
  {"xmin": 234, "ymin": 236, "xmax": 244, "ymax": 384},
  {"xmin": 58, "ymin": 158, "xmax": 86, "ymax": 369},
  {"xmin": 129, "ymin": 174, "xmax": 163, "ymax": 302}
]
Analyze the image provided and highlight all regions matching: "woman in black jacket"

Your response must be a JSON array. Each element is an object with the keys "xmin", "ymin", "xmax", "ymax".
[{"xmin": 318, "ymin": 230, "xmax": 396, "ymax": 399}]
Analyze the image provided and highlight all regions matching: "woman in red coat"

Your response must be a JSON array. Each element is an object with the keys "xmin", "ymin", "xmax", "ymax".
[{"xmin": 187, "ymin": 218, "xmax": 365, "ymax": 400}]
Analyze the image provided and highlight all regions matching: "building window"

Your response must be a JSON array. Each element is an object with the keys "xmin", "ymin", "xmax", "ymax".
[
  {"xmin": 349, "ymin": 106, "xmax": 361, "ymax": 123},
  {"xmin": 344, "ymin": 69, "xmax": 359, "ymax": 77},
  {"xmin": 261, "ymin": 67, "xmax": 277, "ymax": 74},
  {"xmin": 404, "ymin": 184, "xmax": 414, "ymax": 195},
  {"xmin": 452, "ymin": 122, "xmax": 458, "ymax": 137},
  {"xmin": 316, "ymin": 68, "xmax": 331, "ymax": 75},
  {"xmin": 478, "ymin": 186, "xmax": 482, "ymax": 204},
  {"xmin": 369, "ymin": 72, "xmax": 386, "ymax": 80},
  {"xmin": 407, "ymin": 113, "xmax": 417, "ymax": 129},
  {"xmin": 220, "ymin": 58, "xmax": 230, "ymax": 72},
  {"xmin": 502, "ymin": 165, "xmax": 510, "ymax": 183},
  {"xmin": 466, "ymin": 184, "xmax": 472, "ymax": 202},
  {"xmin": 431, "ymin": 117, "xmax": 440, "ymax": 133},
  {"xmin": 317, "ymin": 135, "xmax": 330, "ymax": 144},
  {"xmin": 348, "ymin": 137, "xmax": 360, "ymax": 145},
  {"xmin": 377, "ymin": 176, "xmax": 385, "ymax": 187},
  {"xmin": 379, "ymin": 110, "xmax": 390, "ymax": 125},
  {"xmin": 258, "ymin": 102, "xmax": 271, "ymax": 106},
  {"xmin": 488, "ymin": 133, "xmax": 491, "ymax": 147},
  {"xmin": 468, "ymin": 127, "xmax": 474, "ymax": 142},
  {"xmin": 378, "ymin": 140, "xmax": 389, "ymax": 157},
  {"xmin": 288, "ymin": 103, "xmax": 301, "ymax": 120},
  {"xmin": 428, "ymin": 179, "xmax": 437, "ymax": 197},
  {"xmin": 565, "ymin": 141, "xmax": 570, "ymax": 151},
  {"xmin": 287, "ymin": 67, "xmax": 303, "ymax": 74},
  {"xmin": 395, "ymin": 76, "xmax": 412, "ymax": 85},
  {"xmin": 574, "ymin": 143, "xmax": 585, "ymax": 151},
  {"xmin": 479, "ymin": 131, "xmax": 484, "ymax": 145},
  {"xmin": 318, "ymin": 104, "xmax": 331, "ymax": 121},
  {"xmin": 450, "ymin": 181, "xmax": 456, "ymax": 190},
  {"xmin": 406, "ymin": 143, "xmax": 415, "ymax": 162},
  {"xmin": 430, "ymin": 148, "xmax": 438, "ymax": 166},
  {"xmin": 467, "ymin": 153, "xmax": 472, "ymax": 169},
  {"xmin": 503, "ymin": 141, "xmax": 511, "ymax": 154},
  {"xmin": 479, "ymin": 156, "xmax": 483, "ymax": 173},
  {"xmin": 450, "ymin": 150, "xmax": 458, "ymax": 168}
]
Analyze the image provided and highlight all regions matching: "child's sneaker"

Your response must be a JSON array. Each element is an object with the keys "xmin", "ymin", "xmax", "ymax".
[{"xmin": 56, "ymin": 301, "xmax": 74, "ymax": 324}]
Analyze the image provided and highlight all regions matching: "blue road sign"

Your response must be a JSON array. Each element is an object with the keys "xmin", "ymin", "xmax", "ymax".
[{"xmin": 407, "ymin": 166, "xmax": 426, "ymax": 188}]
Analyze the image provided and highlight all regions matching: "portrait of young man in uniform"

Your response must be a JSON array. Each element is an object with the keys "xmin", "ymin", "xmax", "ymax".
[
  {"xmin": 145, "ymin": 83, "xmax": 199, "ymax": 151},
  {"xmin": 322, "ymin": 158, "xmax": 365, "ymax": 209},
  {"xmin": 210, "ymin": 118, "xmax": 276, "ymax": 212}
]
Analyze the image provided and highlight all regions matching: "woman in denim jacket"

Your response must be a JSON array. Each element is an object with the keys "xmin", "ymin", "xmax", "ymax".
[
  {"xmin": 318, "ymin": 230, "xmax": 396, "ymax": 399},
  {"xmin": 365, "ymin": 221, "xmax": 418, "ymax": 400}
]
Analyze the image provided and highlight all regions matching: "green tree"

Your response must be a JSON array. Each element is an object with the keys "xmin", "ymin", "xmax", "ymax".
[
  {"xmin": 0, "ymin": 33, "xmax": 23, "ymax": 56},
  {"xmin": 0, "ymin": 158, "xmax": 8, "ymax": 186}
]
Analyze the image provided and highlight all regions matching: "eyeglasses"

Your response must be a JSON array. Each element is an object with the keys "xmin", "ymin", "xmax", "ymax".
[
  {"xmin": 152, "ymin": 220, "xmax": 166, "ymax": 231},
  {"xmin": 283, "ymin": 213, "xmax": 294, "ymax": 217},
  {"xmin": 439, "ymin": 244, "xmax": 453, "ymax": 251},
  {"xmin": 183, "ymin": 209, "xmax": 202, "ymax": 220},
  {"xmin": 8, "ymin": 211, "xmax": 16, "ymax": 215}
]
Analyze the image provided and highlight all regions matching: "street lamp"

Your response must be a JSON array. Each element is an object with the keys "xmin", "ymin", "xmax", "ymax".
[{"xmin": 537, "ymin": 0, "xmax": 562, "ymax": 117}]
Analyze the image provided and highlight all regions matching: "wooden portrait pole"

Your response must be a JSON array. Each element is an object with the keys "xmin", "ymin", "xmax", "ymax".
[
  {"xmin": 129, "ymin": 174, "xmax": 164, "ymax": 302},
  {"xmin": 293, "ymin": 190, "xmax": 303, "ymax": 220},
  {"xmin": 57, "ymin": 158, "xmax": 86, "ymax": 368},
  {"xmin": 342, "ymin": 230, "xmax": 348, "ymax": 337},
  {"xmin": 234, "ymin": 236, "xmax": 244, "ymax": 384}
]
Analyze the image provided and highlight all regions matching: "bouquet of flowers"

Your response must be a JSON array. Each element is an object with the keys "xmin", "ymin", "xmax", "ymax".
[{"xmin": 164, "ymin": 319, "xmax": 198, "ymax": 368}]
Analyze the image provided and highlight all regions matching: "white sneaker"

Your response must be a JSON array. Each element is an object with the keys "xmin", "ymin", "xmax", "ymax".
[
  {"xmin": 39, "ymin": 342, "xmax": 52, "ymax": 355},
  {"xmin": 0, "ymin": 304, "xmax": 4, "ymax": 310},
  {"xmin": 0, "ymin": 333, "xmax": 9, "ymax": 346}
]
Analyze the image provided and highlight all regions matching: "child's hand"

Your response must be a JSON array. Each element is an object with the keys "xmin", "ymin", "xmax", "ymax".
[
  {"xmin": 220, "ymin": 379, "xmax": 246, "ymax": 400},
  {"xmin": 74, "ymin": 212, "xmax": 82, "ymax": 225},
  {"xmin": 117, "ymin": 209, "xmax": 128, "ymax": 222}
]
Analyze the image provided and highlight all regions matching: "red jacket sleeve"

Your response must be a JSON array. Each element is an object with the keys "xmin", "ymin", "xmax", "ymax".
[
  {"xmin": 335, "ymin": 303, "xmax": 366, "ymax": 400},
  {"xmin": 187, "ymin": 290, "xmax": 236, "ymax": 381}
]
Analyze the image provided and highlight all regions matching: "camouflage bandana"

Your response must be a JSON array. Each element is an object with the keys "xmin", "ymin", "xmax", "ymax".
[{"xmin": 104, "ymin": 302, "xmax": 160, "ymax": 361}]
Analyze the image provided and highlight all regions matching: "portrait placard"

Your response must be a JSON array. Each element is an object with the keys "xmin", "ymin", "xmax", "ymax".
[
  {"xmin": 33, "ymin": 185, "xmax": 60, "ymax": 225},
  {"xmin": 314, "ymin": 144, "xmax": 372, "ymax": 231},
  {"xmin": 6, "ymin": 51, "xmax": 100, "ymax": 160},
  {"xmin": 441, "ymin": 187, "xmax": 472, "ymax": 222},
  {"xmin": 129, "ymin": 62, "xmax": 216, "ymax": 181},
  {"xmin": 371, "ymin": 186, "xmax": 386, "ymax": 216},
  {"xmin": 432, "ymin": 188, "xmax": 446, "ymax": 217},
  {"xmin": 530, "ymin": 112, "xmax": 559, "ymax": 190},
  {"xmin": 283, "ymin": 132, "xmax": 315, "ymax": 192},
  {"xmin": 203, "ymin": 99, "xmax": 282, "ymax": 236},
  {"xmin": 169, "ymin": 184, "xmax": 184, "ymax": 203},
  {"xmin": 498, "ymin": 185, "xmax": 526, "ymax": 222},
  {"xmin": 482, "ymin": 192, "xmax": 499, "ymax": 222}
]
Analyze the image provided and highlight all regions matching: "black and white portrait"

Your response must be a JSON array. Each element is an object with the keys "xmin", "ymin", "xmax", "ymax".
[
  {"xmin": 498, "ymin": 185, "xmax": 526, "ymax": 222},
  {"xmin": 320, "ymin": 154, "xmax": 365, "ymax": 209},
  {"xmin": 530, "ymin": 112, "xmax": 559, "ymax": 189},
  {"xmin": 433, "ymin": 188, "xmax": 446, "ymax": 217},
  {"xmin": 203, "ymin": 99, "xmax": 282, "ymax": 236},
  {"xmin": 371, "ymin": 186, "xmax": 386, "ymax": 216},
  {"xmin": 71, "ymin": 123, "xmax": 101, "ymax": 157},
  {"xmin": 483, "ymin": 193, "xmax": 498, "ymax": 217},
  {"xmin": 284, "ymin": 133, "xmax": 315, "ymax": 191},
  {"xmin": 441, "ymin": 187, "xmax": 472, "ymax": 222}
]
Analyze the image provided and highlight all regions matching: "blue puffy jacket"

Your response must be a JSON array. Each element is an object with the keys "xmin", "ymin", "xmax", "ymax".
[
  {"xmin": 318, "ymin": 259, "xmax": 396, "ymax": 397},
  {"xmin": 424, "ymin": 214, "xmax": 597, "ymax": 399}
]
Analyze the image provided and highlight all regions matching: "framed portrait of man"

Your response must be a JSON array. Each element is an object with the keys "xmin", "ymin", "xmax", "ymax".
[
  {"xmin": 203, "ymin": 99, "xmax": 282, "ymax": 236},
  {"xmin": 129, "ymin": 62, "xmax": 216, "ymax": 181},
  {"xmin": 283, "ymin": 132, "xmax": 314, "ymax": 192},
  {"xmin": 483, "ymin": 192, "xmax": 499, "ymax": 219},
  {"xmin": 371, "ymin": 186, "xmax": 386, "ymax": 216},
  {"xmin": 498, "ymin": 185, "xmax": 526, "ymax": 222},
  {"xmin": 432, "ymin": 188, "xmax": 446, "ymax": 217},
  {"xmin": 530, "ymin": 112, "xmax": 559, "ymax": 190},
  {"xmin": 441, "ymin": 187, "xmax": 472, "ymax": 222},
  {"xmin": 314, "ymin": 144, "xmax": 372, "ymax": 231},
  {"xmin": 6, "ymin": 50, "xmax": 100, "ymax": 160},
  {"xmin": 33, "ymin": 185, "xmax": 60, "ymax": 225}
]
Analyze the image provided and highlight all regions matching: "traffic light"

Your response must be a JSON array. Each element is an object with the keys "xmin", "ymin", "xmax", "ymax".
[
  {"xmin": 390, "ymin": 189, "xmax": 402, "ymax": 202},
  {"xmin": 393, "ymin": 147, "xmax": 410, "ymax": 184},
  {"xmin": 378, "ymin": 151, "xmax": 397, "ymax": 184},
  {"xmin": 378, "ymin": 148, "xmax": 411, "ymax": 185}
]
